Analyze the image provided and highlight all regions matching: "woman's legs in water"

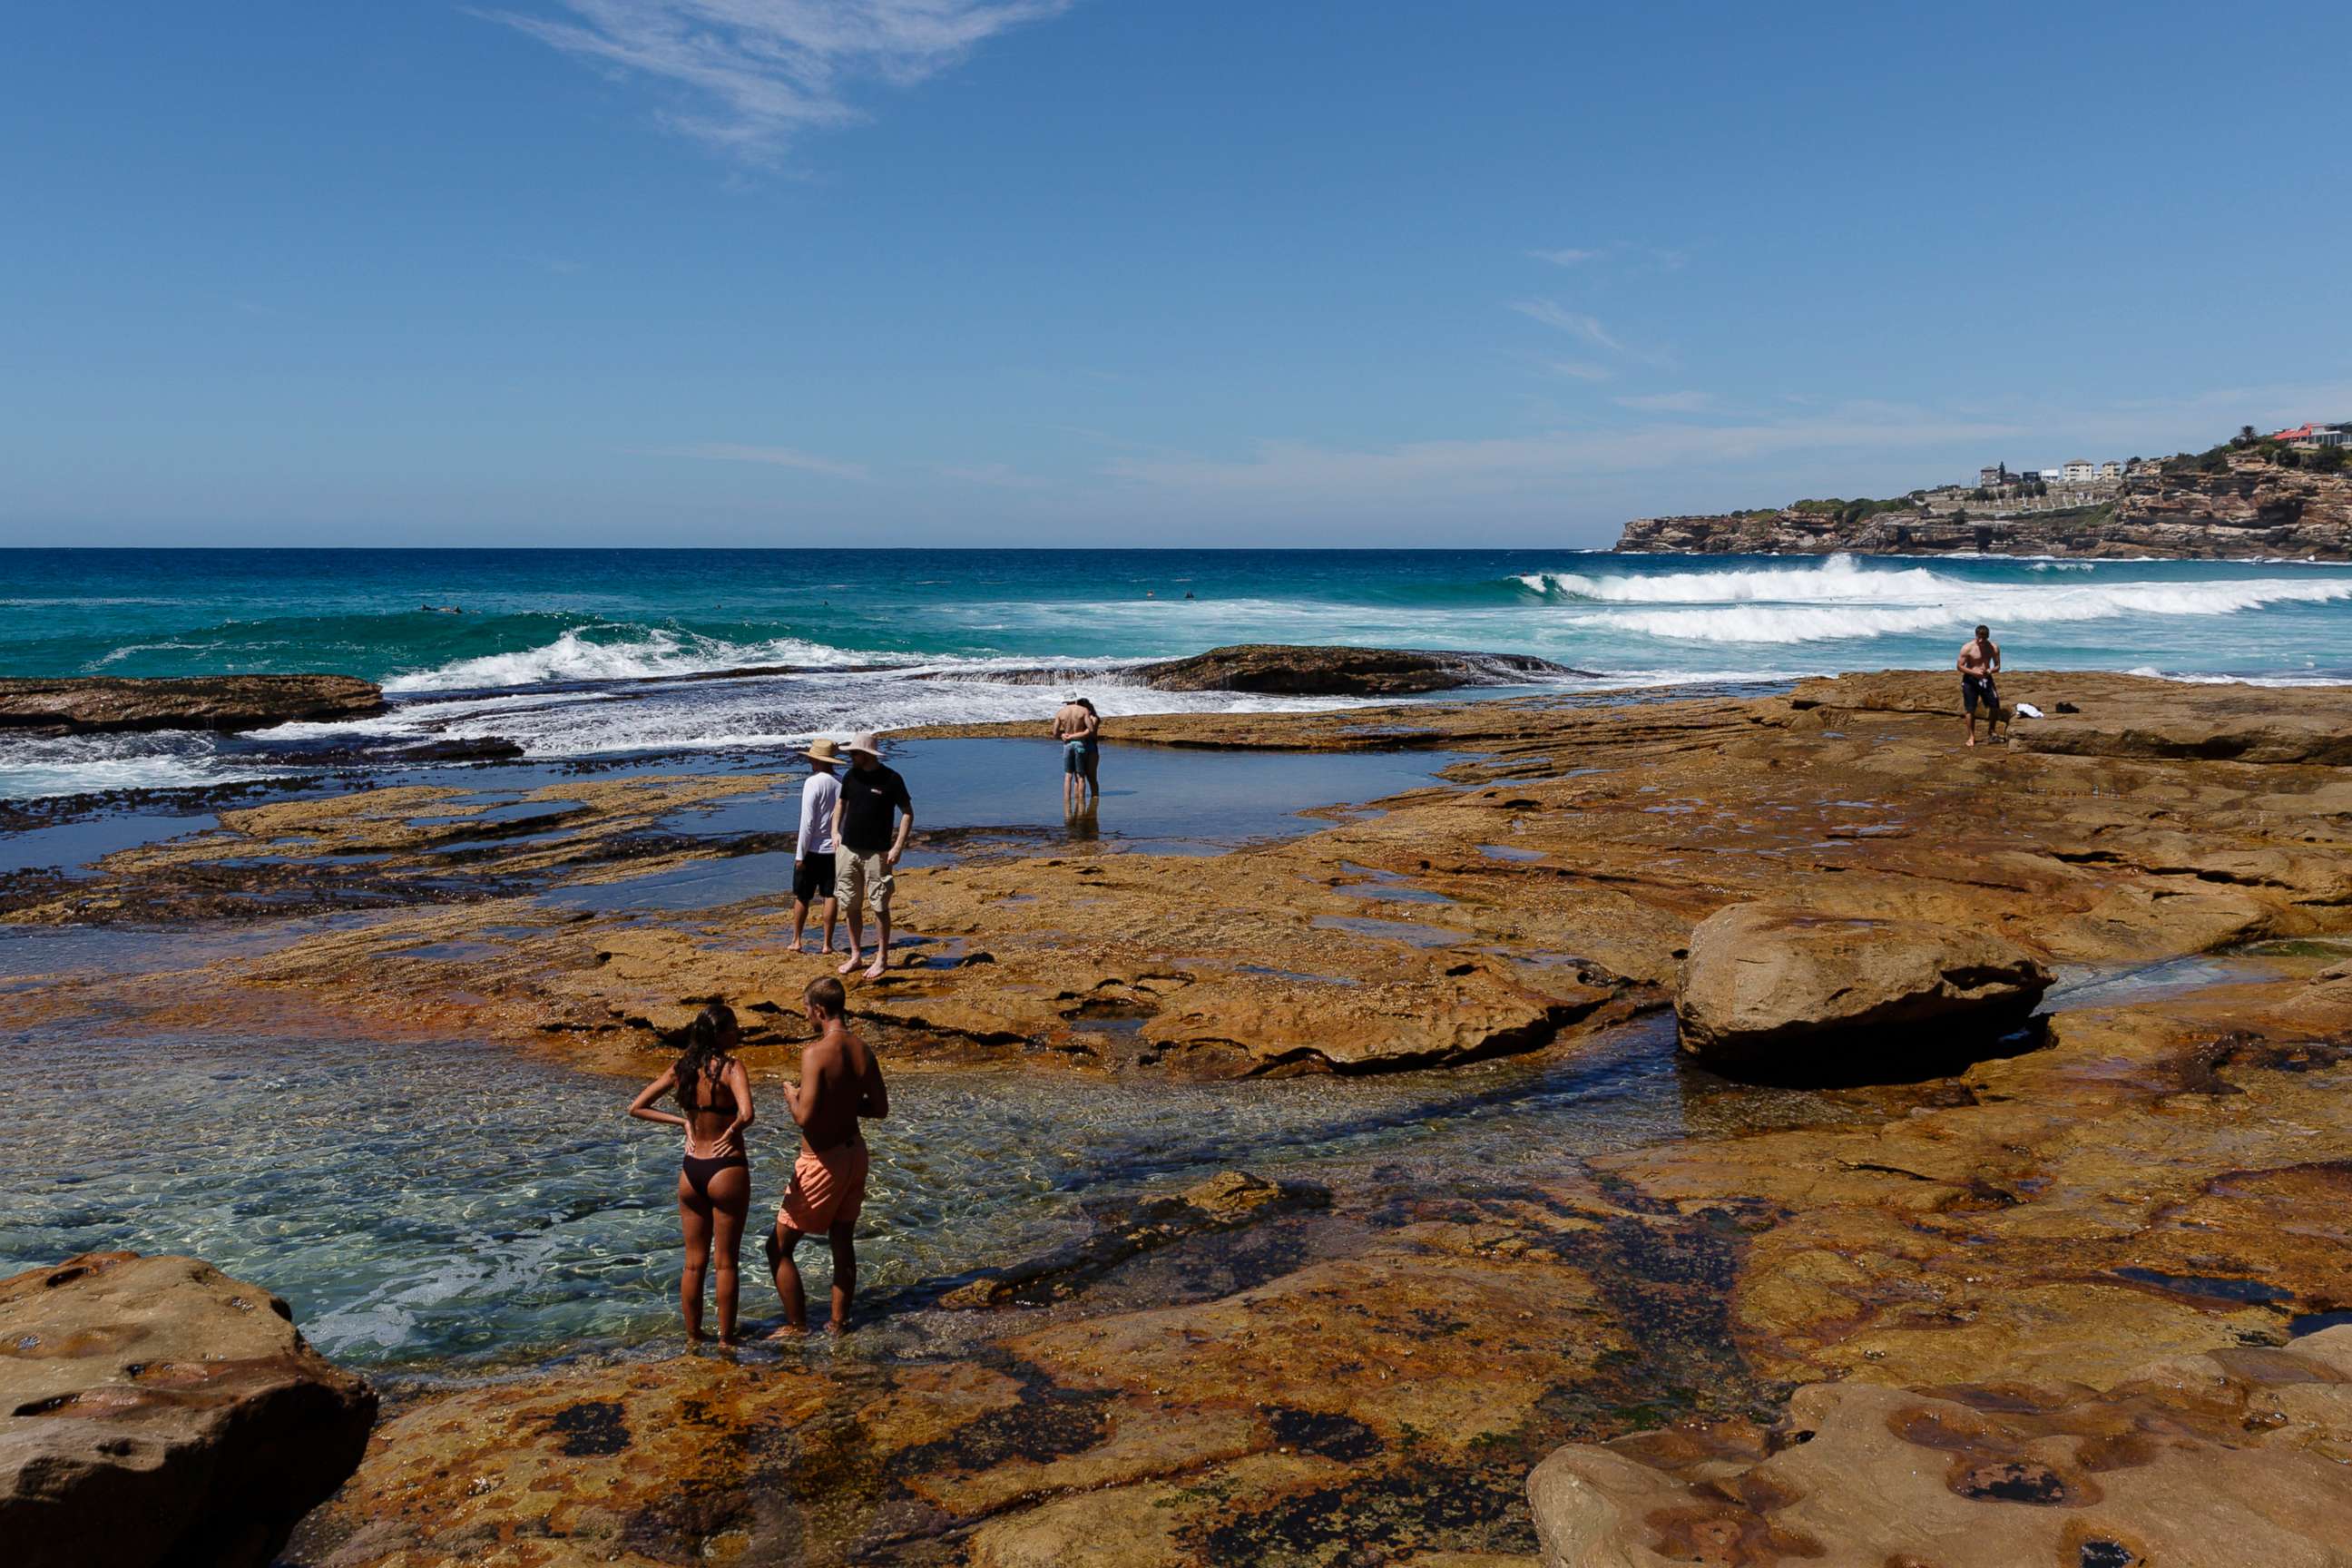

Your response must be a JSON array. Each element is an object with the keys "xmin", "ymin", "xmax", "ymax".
[
  {"xmin": 677, "ymin": 1170, "xmax": 711, "ymax": 1341},
  {"xmin": 706, "ymin": 1162, "xmax": 750, "ymax": 1344}
]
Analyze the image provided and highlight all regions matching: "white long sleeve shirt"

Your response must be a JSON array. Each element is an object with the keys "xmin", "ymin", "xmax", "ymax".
[{"xmin": 797, "ymin": 770, "xmax": 840, "ymax": 858}]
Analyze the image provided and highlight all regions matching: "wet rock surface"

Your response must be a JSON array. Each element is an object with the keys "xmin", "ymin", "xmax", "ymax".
[
  {"xmin": 279, "ymin": 963, "xmax": 2352, "ymax": 1566},
  {"xmin": 0, "ymin": 1250, "xmax": 377, "ymax": 1568},
  {"xmin": 1530, "ymin": 1328, "xmax": 2352, "ymax": 1566},
  {"xmin": 1676, "ymin": 903, "xmax": 2051, "ymax": 1080},
  {"xmin": 0, "ymin": 674, "xmax": 385, "ymax": 734},
  {"xmin": 1133, "ymin": 644, "xmax": 1590, "ymax": 696},
  {"xmin": 10, "ymin": 670, "xmax": 2352, "ymax": 1564}
]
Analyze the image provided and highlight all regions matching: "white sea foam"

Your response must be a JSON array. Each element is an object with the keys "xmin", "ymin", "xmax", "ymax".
[
  {"xmin": 1516, "ymin": 554, "xmax": 2352, "ymax": 643},
  {"xmin": 381, "ymin": 625, "xmax": 885, "ymax": 693}
]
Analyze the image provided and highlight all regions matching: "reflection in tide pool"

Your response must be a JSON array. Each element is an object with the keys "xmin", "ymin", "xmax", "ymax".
[{"xmin": 0, "ymin": 1019, "xmax": 1838, "ymax": 1371}]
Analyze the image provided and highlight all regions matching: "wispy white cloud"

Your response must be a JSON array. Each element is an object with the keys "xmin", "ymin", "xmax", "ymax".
[
  {"xmin": 1614, "ymin": 390, "xmax": 1714, "ymax": 413},
  {"xmin": 935, "ymin": 460, "xmax": 1048, "ymax": 488},
  {"xmin": 642, "ymin": 441, "xmax": 869, "ymax": 478},
  {"xmin": 1543, "ymin": 358, "xmax": 1613, "ymax": 383},
  {"xmin": 1509, "ymin": 299, "xmax": 1627, "ymax": 353},
  {"xmin": 1102, "ymin": 407, "xmax": 2025, "ymax": 500},
  {"xmin": 488, "ymin": 0, "xmax": 1073, "ymax": 157},
  {"xmin": 1528, "ymin": 247, "xmax": 1600, "ymax": 267}
]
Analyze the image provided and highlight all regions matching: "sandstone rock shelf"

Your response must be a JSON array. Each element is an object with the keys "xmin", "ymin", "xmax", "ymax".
[{"xmin": 8, "ymin": 668, "xmax": 2352, "ymax": 1565}]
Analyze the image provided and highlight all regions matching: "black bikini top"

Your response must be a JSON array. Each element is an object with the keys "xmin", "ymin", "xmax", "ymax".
[{"xmin": 680, "ymin": 1060, "xmax": 737, "ymax": 1115}]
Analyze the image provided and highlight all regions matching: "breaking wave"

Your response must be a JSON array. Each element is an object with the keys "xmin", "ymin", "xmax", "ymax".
[
  {"xmin": 1514, "ymin": 554, "xmax": 2352, "ymax": 643},
  {"xmin": 382, "ymin": 626, "xmax": 886, "ymax": 692}
]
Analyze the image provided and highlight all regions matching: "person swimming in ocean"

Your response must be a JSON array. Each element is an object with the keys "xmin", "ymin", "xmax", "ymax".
[
  {"xmin": 1053, "ymin": 694, "xmax": 1102, "ymax": 814},
  {"xmin": 1958, "ymin": 623, "xmax": 2003, "ymax": 747},
  {"xmin": 763, "ymin": 976, "xmax": 888, "ymax": 1335},
  {"xmin": 627, "ymin": 1002, "xmax": 754, "ymax": 1345}
]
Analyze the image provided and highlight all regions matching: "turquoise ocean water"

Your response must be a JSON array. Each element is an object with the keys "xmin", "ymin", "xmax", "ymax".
[{"xmin": 5, "ymin": 547, "xmax": 2348, "ymax": 799}]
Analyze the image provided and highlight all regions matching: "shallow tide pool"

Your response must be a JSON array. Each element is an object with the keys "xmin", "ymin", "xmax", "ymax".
[{"xmin": 0, "ymin": 1016, "xmax": 1836, "ymax": 1372}]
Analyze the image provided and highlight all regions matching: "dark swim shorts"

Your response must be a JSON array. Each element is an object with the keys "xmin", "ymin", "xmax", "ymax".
[
  {"xmin": 1961, "ymin": 674, "xmax": 1997, "ymax": 716},
  {"xmin": 1063, "ymin": 738, "xmax": 1098, "ymax": 775},
  {"xmin": 792, "ymin": 851, "xmax": 837, "ymax": 902}
]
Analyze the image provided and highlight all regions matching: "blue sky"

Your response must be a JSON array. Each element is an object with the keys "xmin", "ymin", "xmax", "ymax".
[{"xmin": 4, "ymin": 2, "xmax": 2347, "ymax": 548}]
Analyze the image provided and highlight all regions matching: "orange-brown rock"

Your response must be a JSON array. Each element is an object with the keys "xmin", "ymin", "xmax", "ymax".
[
  {"xmin": 1530, "ymin": 1329, "xmax": 2352, "ymax": 1566},
  {"xmin": 0, "ymin": 1251, "xmax": 377, "ymax": 1568},
  {"xmin": 1675, "ymin": 904, "xmax": 2051, "ymax": 1079}
]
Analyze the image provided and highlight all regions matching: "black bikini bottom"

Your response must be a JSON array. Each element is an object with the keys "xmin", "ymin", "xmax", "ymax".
[{"xmin": 681, "ymin": 1152, "xmax": 749, "ymax": 1200}]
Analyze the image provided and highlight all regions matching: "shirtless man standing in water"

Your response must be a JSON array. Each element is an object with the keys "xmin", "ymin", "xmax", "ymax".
[
  {"xmin": 764, "ymin": 975, "xmax": 888, "ymax": 1334},
  {"xmin": 1958, "ymin": 623, "xmax": 2003, "ymax": 747},
  {"xmin": 1053, "ymin": 695, "xmax": 1101, "ymax": 814}
]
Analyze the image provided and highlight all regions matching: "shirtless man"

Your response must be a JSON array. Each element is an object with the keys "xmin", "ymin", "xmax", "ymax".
[
  {"xmin": 763, "ymin": 975, "xmax": 888, "ymax": 1334},
  {"xmin": 1052, "ymin": 695, "xmax": 1101, "ymax": 814},
  {"xmin": 1957, "ymin": 623, "xmax": 2003, "ymax": 747}
]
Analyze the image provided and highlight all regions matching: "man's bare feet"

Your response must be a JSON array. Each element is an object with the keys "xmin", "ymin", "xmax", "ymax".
[
  {"xmin": 765, "ymin": 1323, "xmax": 805, "ymax": 1340},
  {"xmin": 863, "ymin": 956, "xmax": 887, "ymax": 980},
  {"xmin": 837, "ymin": 952, "xmax": 860, "ymax": 975},
  {"xmin": 1965, "ymin": 736, "xmax": 1976, "ymax": 748}
]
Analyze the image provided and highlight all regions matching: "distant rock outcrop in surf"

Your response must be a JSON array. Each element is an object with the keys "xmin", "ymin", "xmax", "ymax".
[
  {"xmin": 926, "ymin": 644, "xmax": 1593, "ymax": 697},
  {"xmin": 0, "ymin": 675, "xmax": 385, "ymax": 736}
]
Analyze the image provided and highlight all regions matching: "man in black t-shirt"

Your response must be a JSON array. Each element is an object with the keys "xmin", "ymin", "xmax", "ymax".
[{"xmin": 829, "ymin": 733, "xmax": 915, "ymax": 980}]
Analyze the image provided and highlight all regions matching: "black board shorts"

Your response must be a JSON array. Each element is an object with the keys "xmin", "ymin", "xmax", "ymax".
[
  {"xmin": 793, "ymin": 850, "xmax": 838, "ymax": 901},
  {"xmin": 1961, "ymin": 674, "xmax": 1998, "ymax": 716}
]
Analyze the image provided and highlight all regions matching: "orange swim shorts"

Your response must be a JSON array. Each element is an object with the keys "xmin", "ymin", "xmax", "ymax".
[{"xmin": 779, "ymin": 1142, "xmax": 870, "ymax": 1233}]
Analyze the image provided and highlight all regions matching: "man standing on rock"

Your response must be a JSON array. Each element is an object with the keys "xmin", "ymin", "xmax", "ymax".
[
  {"xmin": 1958, "ymin": 623, "xmax": 2003, "ymax": 747},
  {"xmin": 832, "ymin": 733, "xmax": 914, "ymax": 980},
  {"xmin": 790, "ymin": 738, "xmax": 843, "ymax": 955}
]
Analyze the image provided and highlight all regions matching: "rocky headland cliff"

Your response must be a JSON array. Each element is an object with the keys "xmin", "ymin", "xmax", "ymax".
[{"xmin": 1617, "ymin": 454, "xmax": 2352, "ymax": 558}]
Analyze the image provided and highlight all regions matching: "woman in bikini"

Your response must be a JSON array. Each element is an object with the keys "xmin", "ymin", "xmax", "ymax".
[{"xmin": 627, "ymin": 1002, "xmax": 754, "ymax": 1344}]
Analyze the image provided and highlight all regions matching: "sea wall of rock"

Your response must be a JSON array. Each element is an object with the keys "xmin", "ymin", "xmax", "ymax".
[
  {"xmin": 1615, "ymin": 456, "xmax": 2352, "ymax": 558},
  {"xmin": 919, "ymin": 643, "xmax": 1592, "ymax": 697},
  {"xmin": 0, "ymin": 675, "xmax": 386, "ymax": 735}
]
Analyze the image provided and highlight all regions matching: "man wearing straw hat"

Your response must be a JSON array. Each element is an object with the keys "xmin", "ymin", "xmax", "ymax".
[
  {"xmin": 789, "ymin": 738, "xmax": 844, "ymax": 955},
  {"xmin": 831, "ymin": 732, "xmax": 915, "ymax": 980}
]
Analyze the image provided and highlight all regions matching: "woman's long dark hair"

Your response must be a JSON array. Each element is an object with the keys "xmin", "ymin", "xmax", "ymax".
[{"xmin": 673, "ymin": 1002, "xmax": 736, "ymax": 1113}]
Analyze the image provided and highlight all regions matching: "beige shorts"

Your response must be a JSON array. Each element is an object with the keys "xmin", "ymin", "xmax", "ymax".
[{"xmin": 836, "ymin": 848, "xmax": 894, "ymax": 918}]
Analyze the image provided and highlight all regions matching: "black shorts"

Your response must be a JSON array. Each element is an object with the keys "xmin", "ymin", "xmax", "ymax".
[
  {"xmin": 793, "ymin": 851, "xmax": 837, "ymax": 902},
  {"xmin": 1961, "ymin": 674, "xmax": 1997, "ymax": 716}
]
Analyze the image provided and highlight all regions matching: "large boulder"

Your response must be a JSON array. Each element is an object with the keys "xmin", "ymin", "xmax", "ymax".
[
  {"xmin": 1528, "ymin": 1328, "xmax": 2352, "ymax": 1566},
  {"xmin": 0, "ymin": 675, "xmax": 385, "ymax": 735},
  {"xmin": 0, "ymin": 1251, "xmax": 377, "ymax": 1568},
  {"xmin": 1676, "ymin": 904, "xmax": 2051, "ymax": 1078}
]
